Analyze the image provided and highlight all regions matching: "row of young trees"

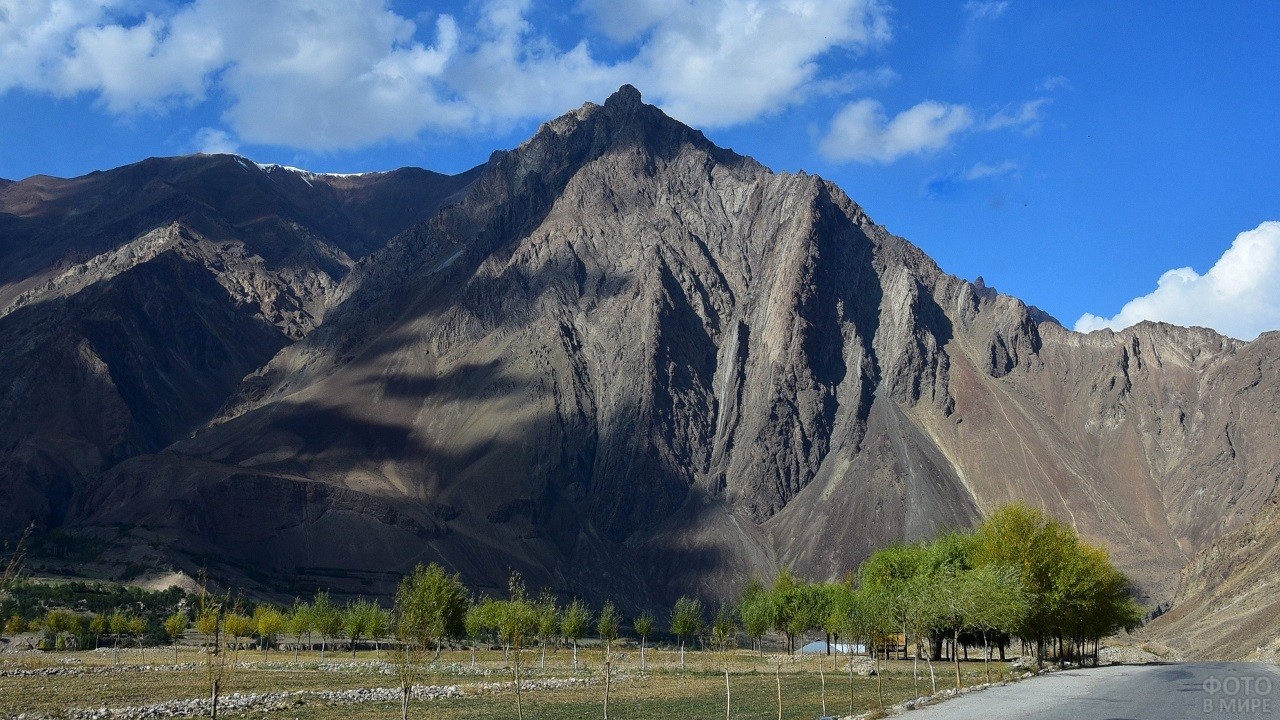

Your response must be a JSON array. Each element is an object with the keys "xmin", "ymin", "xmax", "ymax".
[
  {"xmin": 3, "ymin": 505, "xmax": 1142, "ymax": 718},
  {"xmin": 729, "ymin": 505, "xmax": 1143, "ymax": 698}
]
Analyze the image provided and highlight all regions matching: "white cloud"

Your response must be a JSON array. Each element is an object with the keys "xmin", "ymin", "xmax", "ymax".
[
  {"xmin": 193, "ymin": 127, "xmax": 238, "ymax": 155},
  {"xmin": 587, "ymin": 0, "xmax": 893, "ymax": 126},
  {"xmin": 819, "ymin": 98, "xmax": 974, "ymax": 163},
  {"xmin": 964, "ymin": 160, "xmax": 1019, "ymax": 180},
  {"xmin": 982, "ymin": 98, "xmax": 1049, "ymax": 132},
  {"xmin": 1037, "ymin": 75, "xmax": 1071, "ymax": 92},
  {"xmin": 0, "ymin": 0, "xmax": 894, "ymax": 150},
  {"xmin": 964, "ymin": 1, "xmax": 1009, "ymax": 20},
  {"xmin": 1075, "ymin": 222, "xmax": 1280, "ymax": 341},
  {"xmin": 821, "ymin": 93, "xmax": 1051, "ymax": 164}
]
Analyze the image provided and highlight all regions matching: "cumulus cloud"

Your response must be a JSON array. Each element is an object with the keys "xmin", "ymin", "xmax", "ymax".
[
  {"xmin": 586, "ymin": 0, "xmax": 892, "ymax": 126},
  {"xmin": 1075, "ymin": 222, "xmax": 1280, "ymax": 341},
  {"xmin": 193, "ymin": 127, "xmax": 238, "ymax": 155},
  {"xmin": 0, "ymin": 0, "xmax": 893, "ymax": 150},
  {"xmin": 819, "ymin": 98, "xmax": 974, "ymax": 163},
  {"xmin": 822, "ymin": 94, "xmax": 1050, "ymax": 164}
]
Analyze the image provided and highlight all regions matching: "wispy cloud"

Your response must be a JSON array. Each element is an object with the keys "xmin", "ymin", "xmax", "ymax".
[
  {"xmin": 982, "ymin": 98, "xmax": 1049, "ymax": 132},
  {"xmin": 922, "ymin": 160, "xmax": 1020, "ymax": 198},
  {"xmin": 963, "ymin": 1, "xmax": 1010, "ymax": 21},
  {"xmin": 1037, "ymin": 75, "xmax": 1071, "ymax": 92},
  {"xmin": 964, "ymin": 160, "xmax": 1020, "ymax": 180},
  {"xmin": 1075, "ymin": 222, "xmax": 1280, "ymax": 341}
]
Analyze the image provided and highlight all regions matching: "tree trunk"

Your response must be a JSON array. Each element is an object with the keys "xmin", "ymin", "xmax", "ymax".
[
  {"xmin": 924, "ymin": 648, "xmax": 937, "ymax": 694},
  {"xmin": 400, "ymin": 684, "xmax": 410, "ymax": 720},
  {"xmin": 514, "ymin": 648, "xmax": 523, "ymax": 720},
  {"xmin": 983, "ymin": 632, "xmax": 992, "ymax": 685},
  {"xmin": 820, "ymin": 664, "xmax": 827, "ymax": 717},
  {"xmin": 848, "ymin": 645, "xmax": 856, "ymax": 716},
  {"xmin": 875, "ymin": 640, "xmax": 884, "ymax": 708},
  {"xmin": 211, "ymin": 678, "xmax": 220, "ymax": 720},
  {"xmin": 724, "ymin": 664, "xmax": 731, "ymax": 720},
  {"xmin": 604, "ymin": 660, "xmax": 611, "ymax": 720},
  {"xmin": 680, "ymin": 640, "xmax": 686, "ymax": 670},
  {"xmin": 573, "ymin": 640, "xmax": 579, "ymax": 670},
  {"xmin": 953, "ymin": 630, "xmax": 962, "ymax": 691},
  {"xmin": 640, "ymin": 639, "xmax": 646, "ymax": 672},
  {"xmin": 775, "ymin": 663, "xmax": 783, "ymax": 720}
]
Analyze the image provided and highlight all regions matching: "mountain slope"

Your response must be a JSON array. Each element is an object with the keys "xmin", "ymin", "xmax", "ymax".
[
  {"xmin": 1143, "ymin": 495, "xmax": 1280, "ymax": 659},
  {"xmin": 70, "ymin": 87, "xmax": 1280, "ymax": 623},
  {"xmin": 0, "ymin": 156, "xmax": 482, "ymax": 536}
]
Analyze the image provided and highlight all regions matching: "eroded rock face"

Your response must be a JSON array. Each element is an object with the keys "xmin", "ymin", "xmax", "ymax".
[
  {"xmin": 0, "ymin": 156, "xmax": 480, "ymax": 536},
  {"xmin": 6, "ymin": 89, "xmax": 1279, "ymax": 648}
]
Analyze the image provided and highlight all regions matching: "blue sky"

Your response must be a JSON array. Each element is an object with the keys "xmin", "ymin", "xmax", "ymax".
[{"xmin": 2, "ymin": 1, "xmax": 1278, "ymax": 339}]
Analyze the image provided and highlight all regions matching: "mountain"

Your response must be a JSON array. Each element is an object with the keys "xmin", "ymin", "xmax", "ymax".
[
  {"xmin": 1142, "ymin": 495, "xmax": 1280, "ymax": 659},
  {"xmin": 0, "ymin": 155, "xmax": 481, "ymax": 537},
  {"xmin": 3, "ymin": 87, "xmax": 1278, "ymax": 654}
]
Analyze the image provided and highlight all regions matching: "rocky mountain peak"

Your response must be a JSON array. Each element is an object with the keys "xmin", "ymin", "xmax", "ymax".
[{"xmin": 605, "ymin": 83, "xmax": 644, "ymax": 110}]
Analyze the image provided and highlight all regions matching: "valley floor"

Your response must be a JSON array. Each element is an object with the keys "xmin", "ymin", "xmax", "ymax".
[{"xmin": 1, "ymin": 646, "xmax": 1026, "ymax": 719}]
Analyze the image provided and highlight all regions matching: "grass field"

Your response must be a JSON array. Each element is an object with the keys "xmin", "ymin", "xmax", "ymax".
[{"xmin": 0, "ymin": 644, "xmax": 1026, "ymax": 718}]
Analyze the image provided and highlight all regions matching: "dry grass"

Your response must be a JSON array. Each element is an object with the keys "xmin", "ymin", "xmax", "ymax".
[{"xmin": 0, "ymin": 645, "xmax": 1021, "ymax": 718}]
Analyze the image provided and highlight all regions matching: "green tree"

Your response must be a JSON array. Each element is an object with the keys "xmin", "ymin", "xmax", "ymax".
[
  {"xmin": 535, "ymin": 592, "xmax": 559, "ymax": 670},
  {"xmin": 561, "ymin": 598, "xmax": 591, "ymax": 670},
  {"xmin": 596, "ymin": 600, "xmax": 622, "ymax": 720},
  {"xmin": 164, "ymin": 611, "xmax": 187, "ymax": 663},
  {"xmin": 850, "ymin": 586, "xmax": 895, "ymax": 709},
  {"xmin": 224, "ymin": 611, "xmax": 254, "ymax": 653},
  {"xmin": 493, "ymin": 573, "xmax": 539, "ymax": 720},
  {"xmin": 669, "ymin": 596, "xmax": 704, "ymax": 671},
  {"xmin": 285, "ymin": 602, "xmax": 313, "ymax": 662},
  {"xmin": 859, "ymin": 543, "xmax": 929, "ymax": 661},
  {"xmin": 367, "ymin": 604, "xmax": 392, "ymax": 658},
  {"xmin": 45, "ymin": 609, "xmax": 79, "ymax": 651},
  {"xmin": 196, "ymin": 588, "xmax": 239, "ymax": 720},
  {"xmin": 343, "ymin": 599, "xmax": 377, "ymax": 659},
  {"xmin": 89, "ymin": 612, "xmax": 108, "ymax": 649},
  {"xmin": 254, "ymin": 606, "xmax": 286, "ymax": 659},
  {"xmin": 108, "ymin": 609, "xmax": 130, "ymax": 661},
  {"xmin": 127, "ymin": 615, "xmax": 147, "ymax": 651},
  {"xmin": 768, "ymin": 568, "xmax": 828, "ymax": 656},
  {"xmin": 312, "ymin": 591, "xmax": 343, "ymax": 660},
  {"xmin": 632, "ymin": 611, "xmax": 655, "ymax": 672},
  {"xmin": 596, "ymin": 600, "xmax": 620, "ymax": 655},
  {"xmin": 4, "ymin": 613, "xmax": 25, "ymax": 638},
  {"xmin": 393, "ymin": 563, "xmax": 470, "ymax": 720},
  {"xmin": 972, "ymin": 504, "xmax": 1140, "ymax": 666},
  {"xmin": 739, "ymin": 579, "xmax": 774, "ymax": 655},
  {"xmin": 465, "ymin": 598, "xmax": 496, "ymax": 668},
  {"xmin": 965, "ymin": 564, "xmax": 1030, "ymax": 684}
]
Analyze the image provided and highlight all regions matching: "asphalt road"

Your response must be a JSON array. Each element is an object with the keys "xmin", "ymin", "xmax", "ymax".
[{"xmin": 904, "ymin": 662, "xmax": 1280, "ymax": 720}]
